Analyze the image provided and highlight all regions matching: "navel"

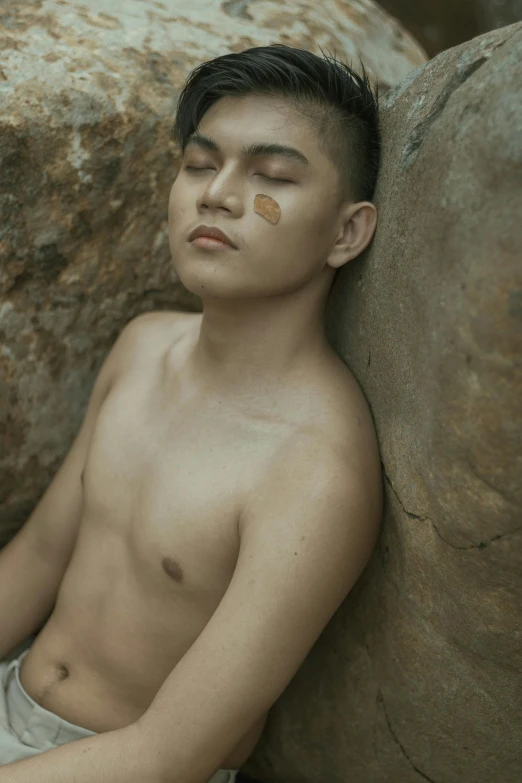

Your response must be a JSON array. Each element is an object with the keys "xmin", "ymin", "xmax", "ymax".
[
  {"xmin": 162, "ymin": 556, "xmax": 184, "ymax": 583},
  {"xmin": 55, "ymin": 663, "xmax": 69, "ymax": 680}
]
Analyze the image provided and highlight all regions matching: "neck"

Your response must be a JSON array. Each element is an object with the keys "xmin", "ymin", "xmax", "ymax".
[{"xmin": 188, "ymin": 268, "xmax": 334, "ymax": 398}]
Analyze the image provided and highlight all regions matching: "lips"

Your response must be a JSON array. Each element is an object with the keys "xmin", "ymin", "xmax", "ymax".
[{"xmin": 188, "ymin": 225, "xmax": 238, "ymax": 248}]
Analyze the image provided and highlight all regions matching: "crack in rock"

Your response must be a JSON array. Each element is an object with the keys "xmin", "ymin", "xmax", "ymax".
[
  {"xmin": 383, "ymin": 468, "xmax": 427, "ymax": 520},
  {"xmin": 432, "ymin": 520, "xmax": 522, "ymax": 550},
  {"xmin": 383, "ymin": 469, "xmax": 520, "ymax": 549},
  {"xmin": 378, "ymin": 690, "xmax": 439, "ymax": 783}
]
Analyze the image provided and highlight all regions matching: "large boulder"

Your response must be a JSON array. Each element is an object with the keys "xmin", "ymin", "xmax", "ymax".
[
  {"xmin": 244, "ymin": 22, "xmax": 522, "ymax": 783},
  {"xmin": 0, "ymin": 0, "xmax": 426, "ymax": 547}
]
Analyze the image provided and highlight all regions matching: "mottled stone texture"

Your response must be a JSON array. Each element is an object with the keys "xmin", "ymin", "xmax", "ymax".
[
  {"xmin": 244, "ymin": 23, "xmax": 522, "ymax": 783},
  {"xmin": 0, "ymin": 0, "xmax": 426, "ymax": 547},
  {"xmin": 378, "ymin": 0, "xmax": 522, "ymax": 56}
]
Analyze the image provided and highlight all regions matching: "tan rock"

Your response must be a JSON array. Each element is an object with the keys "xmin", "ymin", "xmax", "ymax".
[{"xmin": 244, "ymin": 23, "xmax": 522, "ymax": 783}]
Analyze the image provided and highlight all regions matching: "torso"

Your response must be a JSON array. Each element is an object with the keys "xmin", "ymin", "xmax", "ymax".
[{"xmin": 19, "ymin": 310, "xmax": 377, "ymax": 769}]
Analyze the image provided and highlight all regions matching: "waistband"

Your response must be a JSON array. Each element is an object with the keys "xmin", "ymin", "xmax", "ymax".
[{"xmin": 4, "ymin": 648, "xmax": 98, "ymax": 749}]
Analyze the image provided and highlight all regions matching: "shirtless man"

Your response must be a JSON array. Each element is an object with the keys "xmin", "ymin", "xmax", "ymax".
[{"xmin": 0, "ymin": 44, "xmax": 383, "ymax": 783}]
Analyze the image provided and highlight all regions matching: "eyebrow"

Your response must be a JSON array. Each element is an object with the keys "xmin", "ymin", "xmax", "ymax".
[{"xmin": 185, "ymin": 132, "xmax": 309, "ymax": 166}]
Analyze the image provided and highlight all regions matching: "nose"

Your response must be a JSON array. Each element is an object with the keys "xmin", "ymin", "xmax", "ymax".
[{"xmin": 196, "ymin": 167, "xmax": 243, "ymax": 216}]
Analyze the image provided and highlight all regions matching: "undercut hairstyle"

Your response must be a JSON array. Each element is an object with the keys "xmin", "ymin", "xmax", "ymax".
[{"xmin": 172, "ymin": 44, "xmax": 381, "ymax": 204}]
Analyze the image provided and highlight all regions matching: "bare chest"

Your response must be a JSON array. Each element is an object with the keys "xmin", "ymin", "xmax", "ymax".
[{"xmin": 81, "ymin": 370, "xmax": 283, "ymax": 598}]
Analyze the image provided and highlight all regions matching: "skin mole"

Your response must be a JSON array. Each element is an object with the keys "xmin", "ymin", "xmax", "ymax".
[{"xmin": 162, "ymin": 555, "xmax": 184, "ymax": 582}]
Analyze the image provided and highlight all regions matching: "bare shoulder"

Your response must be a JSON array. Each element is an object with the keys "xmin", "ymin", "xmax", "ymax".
[
  {"xmin": 240, "ymin": 359, "xmax": 383, "ymax": 587},
  {"xmin": 121, "ymin": 309, "xmax": 196, "ymax": 346},
  {"xmin": 292, "ymin": 349, "xmax": 381, "ymax": 478},
  {"xmin": 243, "ymin": 351, "xmax": 383, "ymax": 546},
  {"xmin": 323, "ymin": 354, "xmax": 381, "ymax": 470},
  {"xmin": 110, "ymin": 309, "xmax": 197, "ymax": 377},
  {"xmin": 327, "ymin": 357, "xmax": 382, "ymax": 513}
]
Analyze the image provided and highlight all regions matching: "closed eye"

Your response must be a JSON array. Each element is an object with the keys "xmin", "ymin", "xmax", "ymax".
[
  {"xmin": 256, "ymin": 174, "xmax": 294, "ymax": 184},
  {"xmin": 185, "ymin": 167, "xmax": 293, "ymax": 184}
]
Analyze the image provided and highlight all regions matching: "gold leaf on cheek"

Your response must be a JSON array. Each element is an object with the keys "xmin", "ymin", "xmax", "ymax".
[{"xmin": 254, "ymin": 193, "xmax": 281, "ymax": 224}]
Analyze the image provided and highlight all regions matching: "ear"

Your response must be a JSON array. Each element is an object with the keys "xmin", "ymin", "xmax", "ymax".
[{"xmin": 326, "ymin": 201, "xmax": 378, "ymax": 271}]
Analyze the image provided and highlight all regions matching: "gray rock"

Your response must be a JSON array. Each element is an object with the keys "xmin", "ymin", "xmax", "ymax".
[{"xmin": 245, "ymin": 22, "xmax": 522, "ymax": 783}]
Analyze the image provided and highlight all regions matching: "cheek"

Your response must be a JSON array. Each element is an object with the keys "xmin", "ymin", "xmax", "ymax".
[
  {"xmin": 168, "ymin": 180, "xmax": 189, "ymax": 223},
  {"xmin": 277, "ymin": 195, "xmax": 332, "ymax": 247},
  {"xmin": 272, "ymin": 215, "xmax": 334, "ymax": 275},
  {"xmin": 168, "ymin": 182, "xmax": 176, "ymax": 215}
]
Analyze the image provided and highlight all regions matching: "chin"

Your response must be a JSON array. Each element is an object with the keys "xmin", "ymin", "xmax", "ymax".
[
  {"xmin": 181, "ymin": 273, "xmax": 262, "ymax": 301},
  {"xmin": 173, "ymin": 265, "xmax": 232, "ymax": 299}
]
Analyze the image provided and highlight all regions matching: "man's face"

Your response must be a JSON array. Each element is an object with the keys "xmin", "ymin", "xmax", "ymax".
[{"xmin": 168, "ymin": 94, "xmax": 345, "ymax": 299}]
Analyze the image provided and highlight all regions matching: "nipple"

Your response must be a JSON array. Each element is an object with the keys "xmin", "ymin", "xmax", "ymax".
[
  {"xmin": 162, "ymin": 556, "xmax": 184, "ymax": 582},
  {"xmin": 254, "ymin": 194, "xmax": 281, "ymax": 224}
]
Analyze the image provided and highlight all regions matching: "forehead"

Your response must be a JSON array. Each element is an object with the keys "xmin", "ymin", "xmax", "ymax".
[{"xmin": 195, "ymin": 94, "xmax": 325, "ymax": 160}]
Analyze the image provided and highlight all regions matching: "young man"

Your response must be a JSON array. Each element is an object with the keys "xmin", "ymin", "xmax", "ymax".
[{"xmin": 0, "ymin": 44, "xmax": 383, "ymax": 783}]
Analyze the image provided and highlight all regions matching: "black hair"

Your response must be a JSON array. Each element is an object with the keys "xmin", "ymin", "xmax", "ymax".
[{"xmin": 172, "ymin": 44, "xmax": 381, "ymax": 204}]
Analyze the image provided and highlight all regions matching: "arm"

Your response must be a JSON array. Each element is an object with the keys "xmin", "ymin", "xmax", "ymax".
[
  {"xmin": 0, "ymin": 330, "xmax": 115, "ymax": 660},
  {"xmin": 0, "ymin": 311, "xmax": 167, "ymax": 660},
  {"xmin": 139, "ymin": 439, "xmax": 382, "ymax": 783},
  {"xmin": 0, "ymin": 312, "xmax": 192, "ymax": 783},
  {"xmin": 0, "ymin": 723, "xmax": 157, "ymax": 783},
  {"xmin": 146, "ymin": 437, "xmax": 387, "ymax": 783}
]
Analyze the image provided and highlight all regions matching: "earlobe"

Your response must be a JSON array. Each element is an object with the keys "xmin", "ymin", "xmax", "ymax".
[{"xmin": 326, "ymin": 247, "xmax": 355, "ymax": 271}]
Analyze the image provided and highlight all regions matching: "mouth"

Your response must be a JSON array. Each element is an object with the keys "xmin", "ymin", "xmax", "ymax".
[
  {"xmin": 188, "ymin": 225, "xmax": 238, "ymax": 249},
  {"xmin": 190, "ymin": 236, "xmax": 236, "ymax": 250}
]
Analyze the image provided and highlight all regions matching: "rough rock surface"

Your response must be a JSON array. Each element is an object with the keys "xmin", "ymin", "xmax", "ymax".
[
  {"xmin": 0, "ymin": 0, "xmax": 427, "ymax": 547},
  {"xmin": 378, "ymin": 0, "xmax": 522, "ymax": 56},
  {"xmin": 244, "ymin": 23, "xmax": 522, "ymax": 783}
]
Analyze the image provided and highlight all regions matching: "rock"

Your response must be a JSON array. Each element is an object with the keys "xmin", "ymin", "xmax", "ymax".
[
  {"xmin": 0, "ymin": 0, "xmax": 427, "ymax": 547},
  {"xmin": 244, "ymin": 23, "xmax": 522, "ymax": 783},
  {"xmin": 378, "ymin": 0, "xmax": 522, "ymax": 56}
]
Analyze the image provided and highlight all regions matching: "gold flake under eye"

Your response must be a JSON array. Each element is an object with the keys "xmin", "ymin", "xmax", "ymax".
[{"xmin": 254, "ymin": 194, "xmax": 281, "ymax": 224}]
